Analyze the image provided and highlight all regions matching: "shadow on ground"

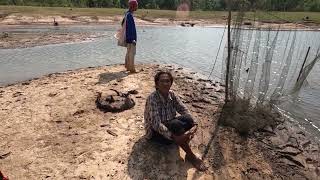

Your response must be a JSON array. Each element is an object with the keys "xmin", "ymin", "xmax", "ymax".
[
  {"xmin": 127, "ymin": 137, "xmax": 191, "ymax": 179},
  {"xmin": 98, "ymin": 71, "xmax": 128, "ymax": 84}
]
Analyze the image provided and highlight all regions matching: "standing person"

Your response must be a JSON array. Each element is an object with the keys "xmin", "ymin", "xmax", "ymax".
[{"xmin": 125, "ymin": 0, "xmax": 138, "ymax": 73}]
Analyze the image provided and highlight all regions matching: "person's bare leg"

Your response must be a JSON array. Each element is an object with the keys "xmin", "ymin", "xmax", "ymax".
[
  {"xmin": 127, "ymin": 44, "xmax": 136, "ymax": 73},
  {"xmin": 125, "ymin": 46, "xmax": 129, "ymax": 69},
  {"xmin": 179, "ymin": 142, "xmax": 207, "ymax": 171}
]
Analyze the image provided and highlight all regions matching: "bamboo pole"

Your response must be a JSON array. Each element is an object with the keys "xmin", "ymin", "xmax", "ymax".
[
  {"xmin": 297, "ymin": 46, "xmax": 311, "ymax": 82},
  {"xmin": 225, "ymin": 0, "xmax": 231, "ymax": 102}
]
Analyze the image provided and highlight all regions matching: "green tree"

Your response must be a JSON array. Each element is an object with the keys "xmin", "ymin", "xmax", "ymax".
[
  {"xmin": 113, "ymin": 0, "xmax": 120, "ymax": 7},
  {"xmin": 302, "ymin": 0, "xmax": 319, "ymax": 12},
  {"xmin": 146, "ymin": 0, "xmax": 157, "ymax": 9},
  {"xmin": 204, "ymin": 0, "xmax": 217, "ymax": 10}
]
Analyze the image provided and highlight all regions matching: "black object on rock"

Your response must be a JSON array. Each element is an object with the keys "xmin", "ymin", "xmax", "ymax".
[
  {"xmin": 53, "ymin": 18, "xmax": 59, "ymax": 26},
  {"xmin": 96, "ymin": 90, "xmax": 135, "ymax": 113}
]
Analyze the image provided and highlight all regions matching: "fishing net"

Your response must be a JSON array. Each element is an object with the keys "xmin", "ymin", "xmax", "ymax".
[{"xmin": 219, "ymin": 1, "xmax": 320, "ymax": 134}]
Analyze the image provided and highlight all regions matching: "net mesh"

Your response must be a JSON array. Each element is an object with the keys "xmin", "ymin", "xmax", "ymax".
[{"xmin": 219, "ymin": 1, "xmax": 320, "ymax": 134}]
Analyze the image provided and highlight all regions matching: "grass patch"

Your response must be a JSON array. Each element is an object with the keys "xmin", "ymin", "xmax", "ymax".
[{"xmin": 246, "ymin": 11, "xmax": 320, "ymax": 24}]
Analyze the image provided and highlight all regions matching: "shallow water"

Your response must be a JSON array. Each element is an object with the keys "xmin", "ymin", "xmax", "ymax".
[{"xmin": 0, "ymin": 25, "xmax": 319, "ymax": 138}]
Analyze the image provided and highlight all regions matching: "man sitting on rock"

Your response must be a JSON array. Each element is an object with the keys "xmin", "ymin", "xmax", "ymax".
[{"xmin": 144, "ymin": 71, "xmax": 207, "ymax": 171}]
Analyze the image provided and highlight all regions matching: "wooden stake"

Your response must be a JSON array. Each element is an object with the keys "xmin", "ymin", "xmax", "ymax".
[
  {"xmin": 225, "ymin": 0, "xmax": 232, "ymax": 102},
  {"xmin": 297, "ymin": 46, "xmax": 311, "ymax": 82}
]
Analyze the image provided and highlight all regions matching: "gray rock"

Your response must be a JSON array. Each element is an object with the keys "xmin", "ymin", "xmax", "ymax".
[{"xmin": 279, "ymin": 146, "xmax": 302, "ymax": 156}]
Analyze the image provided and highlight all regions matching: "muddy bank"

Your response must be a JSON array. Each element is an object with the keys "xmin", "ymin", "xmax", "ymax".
[
  {"xmin": 0, "ymin": 64, "xmax": 319, "ymax": 179},
  {"xmin": 0, "ymin": 31, "xmax": 100, "ymax": 49},
  {"xmin": 0, "ymin": 14, "xmax": 221, "ymax": 26}
]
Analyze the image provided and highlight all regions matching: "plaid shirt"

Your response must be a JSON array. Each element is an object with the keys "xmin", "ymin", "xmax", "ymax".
[{"xmin": 144, "ymin": 90, "xmax": 192, "ymax": 140}]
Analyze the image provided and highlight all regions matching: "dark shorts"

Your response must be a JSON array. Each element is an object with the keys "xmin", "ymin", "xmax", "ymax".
[{"xmin": 150, "ymin": 115, "xmax": 195, "ymax": 145}]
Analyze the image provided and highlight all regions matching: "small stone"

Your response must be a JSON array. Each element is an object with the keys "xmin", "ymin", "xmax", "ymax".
[
  {"xmin": 73, "ymin": 110, "xmax": 85, "ymax": 116},
  {"xmin": 21, "ymin": 81, "xmax": 30, "ymax": 85},
  {"xmin": 279, "ymin": 146, "xmax": 302, "ymax": 156},
  {"xmin": 279, "ymin": 154, "xmax": 305, "ymax": 168},
  {"xmin": 297, "ymin": 131, "xmax": 305, "ymax": 136},
  {"xmin": 48, "ymin": 92, "xmax": 57, "ymax": 97},
  {"xmin": 107, "ymin": 129, "xmax": 118, "ymax": 137},
  {"xmin": 12, "ymin": 91, "xmax": 23, "ymax": 97},
  {"xmin": 277, "ymin": 125, "xmax": 287, "ymax": 130},
  {"xmin": 301, "ymin": 140, "xmax": 311, "ymax": 148},
  {"xmin": 0, "ymin": 152, "xmax": 11, "ymax": 159},
  {"xmin": 1, "ymin": 32, "xmax": 9, "ymax": 38},
  {"xmin": 216, "ymin": 89, "xmax": 224, "ymax": 93},
  {"xmin": 197, "ymin": 78, "xmax": 211, "ymax": 83},
  {"xmin": 305, "ymin": 158, "xmax": 317, "ymax": 164},
  {"xmin": 128, "ymin": 90, "xmax": 138, "ymax": 94},
  {"xmin": 192, "ymin": 104, "xmax": 205, "ymax": 109},
  {"xmin": 260, "ymin": 126, "xmax": 274, "ymax": 134}
]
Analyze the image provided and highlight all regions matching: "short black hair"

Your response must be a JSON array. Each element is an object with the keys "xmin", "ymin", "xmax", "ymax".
[{"xmin": 154, "ymin": 71, "xmax": 174, "ymax": 87}]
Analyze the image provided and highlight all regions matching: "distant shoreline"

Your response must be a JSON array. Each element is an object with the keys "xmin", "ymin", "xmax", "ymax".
[
  {"xmin": 1, "ymin": 20, "xmax": 319, "ymax": 49},
  {"xmin": 1, "ymin": 6, "xmax": 319, "ymax": 29},
  {"xmin": 1, "ymin": 14, "xmax": 319, "ymax": 30}
]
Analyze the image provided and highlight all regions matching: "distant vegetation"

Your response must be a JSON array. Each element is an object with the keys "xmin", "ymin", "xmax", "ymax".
[{"xmin": 0, "ymin": 0, "xmax": 319, "ymax": 12}]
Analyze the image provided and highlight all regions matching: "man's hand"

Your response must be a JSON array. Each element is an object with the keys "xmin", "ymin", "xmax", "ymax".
[
  {"xmin": 172, "ymin": 133, "xmax": 191, "ymax": 145},
  {"xmin": 186, "ymin": 125, "xmax": 197, "ymax": 140},
  {"xmin": 172, "ymin": 125, "xmax": 198, "ymax": 145}
]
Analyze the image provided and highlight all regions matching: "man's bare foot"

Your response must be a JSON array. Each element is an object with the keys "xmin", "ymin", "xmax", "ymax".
[{"xmin": 186, "ymin": 154, "xmax": 207, "ymax": 171}]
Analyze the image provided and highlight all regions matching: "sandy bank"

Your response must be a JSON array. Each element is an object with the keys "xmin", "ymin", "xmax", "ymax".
[
  {"xmin": 0, "ymin": 64, "xmax": 319, "ymax": 179},
  {"xmin": 0, "ymin": 31, "xmax": 100, "ymax": 49},
  {"xmin": 1, "ymin": 14, "xmax": 319, "ymax": 30}
]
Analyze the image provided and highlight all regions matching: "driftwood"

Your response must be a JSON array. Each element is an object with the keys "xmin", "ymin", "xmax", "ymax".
[{"xmin": 96, "ymin": 89, "xmax": 136, "ymax": 113}]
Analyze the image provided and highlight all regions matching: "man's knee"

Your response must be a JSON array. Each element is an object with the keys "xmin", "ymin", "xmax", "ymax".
[
  {"xmin": 177, "ymin": 115, "xmax": 195, "ymax": 130},
  {"xmin": 166, "ymin": 115, "xmax": 195, "ymax": 136}
]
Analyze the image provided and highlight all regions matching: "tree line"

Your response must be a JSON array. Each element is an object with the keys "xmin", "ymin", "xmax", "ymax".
[{"xmin": 0, "ymin": 0, "xmax": 319, "ymax": 11}]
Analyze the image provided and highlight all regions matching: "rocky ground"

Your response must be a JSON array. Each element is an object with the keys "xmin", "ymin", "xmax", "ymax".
[{"xmin": 0, "ymin": 64, "xmax": 319, "ymax": 179}]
